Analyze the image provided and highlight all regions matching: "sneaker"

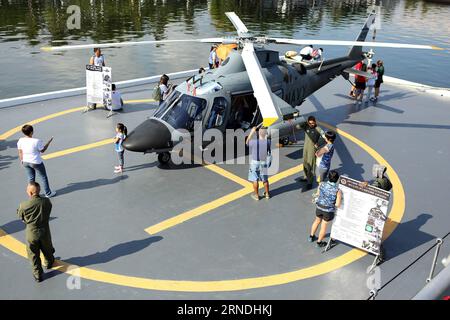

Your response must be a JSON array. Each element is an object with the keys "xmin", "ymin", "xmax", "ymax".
[
  {"xmin": 299, "ymin": 177, "xmax": 308, "ymax": 182},
  {"xmin": 114, "ymin": 166, "xmax": 121, "ymax": 170},
  {"xmin": 46, "ymin": 258, "xmax": 55, "ymax": 270},
  {"xmin": 308, "ymin": 235, "xmax": 317, "ymax": 242},
  {"xmin": 316, "ymin": 241, "xmax": 327, "ymax": 248},
  {"xmin": 251, "ymin": 194, "xmax": 260, "ymax": 201},
  {"xmin": 114, "ymin": 167, "xmax": 123, "ymax": 174},
  {"xmin": 264, "ymin": 192, "xmax": 270, "ymax": 200},
  {"xmin": 45, "ymin": 191, "xmax": 57, "ymax": 198},
  {"xmin": 33, "ymin": 274, "xmax": 43, "ymax": 283}
]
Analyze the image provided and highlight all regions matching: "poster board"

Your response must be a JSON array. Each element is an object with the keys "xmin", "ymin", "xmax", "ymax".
[
  {"xmin": 86, "ymin": 65, "xmax": 112, "ymax": 109},
  {"xmin": 330, "ymin": 176, "xmax": 391, "ymax": 255}
]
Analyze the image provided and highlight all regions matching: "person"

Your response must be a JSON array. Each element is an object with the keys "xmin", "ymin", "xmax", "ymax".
[
  {"xmin": 315, "ymin": 131, "xmax": 337, "ymax": 183},
  {"xmin": 89, "ymin": 48, "xmax": 105, "ymax": 67},
  {"xmin": 209, "ymin": 46, "xmax": 219, "ymax": 69},
  {"xmin": 246, "ymin": 126, "xmax": 271, "ymax": 200},
  {"xmin": 299, "ymin": 116, "xmax": 325, "ymax": 190},
  {"xmin": 361, "ymin": 164, "xmax": 392, "ymax": 193},
  {"xmin": 87, "ymin": 48, "xmax": 106, "ymax": 110},
  {"xmin": 114, "ymin": 123, "xmax": 127, "ymax": 174},
  {"xmin": 110, "ymin": 84, "xmax": 124, "ymax": 111},
  {"xmin": 17, "ymin": 182, "xmax": 56, "ymax": 282},
  {"xmin": 349, "ymin": 60, "xmax": 363, "ymax": 97},
  {"xmin": 365, "ymin": 64, "xmax": 378, "ymax": 104},
  {"xmin": 354, "ymin": 63, "xmax": 367, "ymax": 104},
  {"xmin": 153, "ymin": 74, "xmax": 171, "ymax": 105},
  {"xmin": 312, "ymin": 48, "xmax": 324, "ymax": 62},
  {"xmin": 17, "ymin": 125, "xmax": 56, "ymax": 198},
  {"xmin": 299, "ymin": 45, "xmax": 314, "ymax": 61},
  {"xmin": 309, "ymin": 170, "xmax": 342, "ymax": 247},
  {"xmin": 374, "ymin": 60, "xmax": 385, "ymax": 102}
]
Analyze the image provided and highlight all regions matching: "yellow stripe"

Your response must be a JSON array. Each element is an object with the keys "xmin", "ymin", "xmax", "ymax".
[
  {"xmin": 0, "ymin": 106, "xmax": 406, "ymax": 292},
  {"xmin": 145, "ymin": 187, "xmax": 253, "ymax": 234},
  {"xmin": 0, "ymin": 107, "xmax": 84, "ymax": 141},
  {"xmin": 43, "ymin": 139, "xmax": 114, "ymax": 160},
  {"xmin": 269, "ymin": 165, "xmax": 303, "ymax": 185},
  {"xmin": 146, "ymin": 164, "xmax": 304, "ymax": 234},
  {"xmin": 0, "ymin": 100, "xmax": 154, "ymax": 141},
  {"xmin": 0, "ymin": 226, "xmax": 367, "ymax": 292},
  {"xmin": 204, "ymin": 164, "xmax": 252, "ymax": 188}
]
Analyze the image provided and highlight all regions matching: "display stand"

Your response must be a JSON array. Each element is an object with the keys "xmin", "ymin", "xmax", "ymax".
[{"xmin": 322, "ymin": 235, "xmax": 382, "ymax": 273}]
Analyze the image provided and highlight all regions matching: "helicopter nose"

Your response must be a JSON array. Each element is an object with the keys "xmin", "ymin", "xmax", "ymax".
[{"xmin": 123, "ymin": 119, "xmax": 172, "ymax": 152}]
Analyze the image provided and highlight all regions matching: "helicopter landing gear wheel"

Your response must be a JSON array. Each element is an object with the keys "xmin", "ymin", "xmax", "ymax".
[{"xmin": 158, "ymin": 152, "xmax": 171, "ymax": 165}]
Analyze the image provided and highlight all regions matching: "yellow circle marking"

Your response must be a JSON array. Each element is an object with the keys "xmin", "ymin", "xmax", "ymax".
[{"xmin": 0, "ymin": 106, "xmax": 405, "ymax": 292}]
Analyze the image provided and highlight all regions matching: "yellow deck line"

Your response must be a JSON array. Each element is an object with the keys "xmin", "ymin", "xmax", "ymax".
[
  {"xmin": 43, "ymin": 139, "xmax": 114, "ymax": 160},
  {"xmin": 145, "ymin": 188, "xmax": 252, "ymax": 234},
  {"xmin": 0, "ymin": 105, "xmax": 406, "ymax": 293},
  {"xmin": 146, "ymin": 164, "xmax": 304, "ymax": 235},
  {"xmin": 0, "ymin": 100, "xmax": 155, "ymax": 141},
  {"xmin": 203, "ymin": 164, "xmax": 252, "ymax": 188}
]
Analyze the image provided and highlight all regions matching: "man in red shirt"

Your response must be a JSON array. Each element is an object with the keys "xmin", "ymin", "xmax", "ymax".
[{"xmin": 349, "ymin": 61, "xmax": 364, "ymax": 97}]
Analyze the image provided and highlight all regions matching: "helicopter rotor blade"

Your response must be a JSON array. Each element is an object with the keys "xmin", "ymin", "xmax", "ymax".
[
  {"xmin": 268, "ymin": 38, "xmax": 443, "ymax": 50},
  {"xmin": 41, "ymin": 38, "xmax": 225, "ymax": 52},
  {"xmin": 241, "ymin": 42, "xmax": 279, "ymax": 127},
  {"xmin": 225, "ymin": 12, "xmax": 249, "ymax": 37}
]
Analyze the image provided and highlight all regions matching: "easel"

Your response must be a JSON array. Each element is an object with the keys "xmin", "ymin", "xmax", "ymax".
[{"xmin": 322, "ymin": 236, "xmax": 382, "ymax": 273}]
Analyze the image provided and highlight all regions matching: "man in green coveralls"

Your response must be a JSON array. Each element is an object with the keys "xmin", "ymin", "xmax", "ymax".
[
  {"xmin": 17, "ymin": 182, "xmax": 55, "ymax": 282},
  {"xmin": 299, "ymin": 116, "xmax": 325, "ymax": 190}
]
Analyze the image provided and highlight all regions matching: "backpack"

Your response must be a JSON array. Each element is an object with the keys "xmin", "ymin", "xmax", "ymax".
[{"xmin": 152, "ymin": 85, "xmax": 162, "ymax": 101}]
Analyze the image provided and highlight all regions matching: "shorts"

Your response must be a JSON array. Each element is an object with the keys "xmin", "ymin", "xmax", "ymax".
[
  {"xmin": 375, "ymin": 79, "xmax": 383, "ymax": 88},
  {"xmin": 316, "ymin": 207, "xmax": 335, "ymax": 222},
  {"xmin": 248, "ymin": 161, "xmax": 268, "ymax": 182},
  {"xmin": 355, "ymin": 81, "xmax": 366, "ymax": 90}
]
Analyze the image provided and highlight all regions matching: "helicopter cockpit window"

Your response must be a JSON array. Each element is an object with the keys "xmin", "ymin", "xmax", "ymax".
[
  {"xmin": 153, "ymin": 90, "xmax": 181, "ymax": 118},
  {"xmin": 207, "ymin": 97, "xmax": 228, "ymax": 129},
  {"xmin": 162, "ymin": 95, "xmax": 207, "ymax": 131}
]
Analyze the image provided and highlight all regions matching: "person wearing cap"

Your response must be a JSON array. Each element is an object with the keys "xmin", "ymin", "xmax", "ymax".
[
  {"xmin": 246, "ymin": 126, "xmax": 271, "ymax": 200},
  {"xmin": 17, "ymin": 182, "xmax": 56, "ymax": 283}
]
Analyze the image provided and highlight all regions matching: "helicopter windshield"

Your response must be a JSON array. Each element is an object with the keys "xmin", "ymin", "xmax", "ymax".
[
  {"xmin": 162, "ymin": 94, "xmax": 207, "ymax": 131},
  {"xmin": 153, "ymin": 90, "xmax": 181, "ymax": 118}
]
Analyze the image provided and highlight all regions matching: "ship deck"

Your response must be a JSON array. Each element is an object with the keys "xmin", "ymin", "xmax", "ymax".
[{"xmin": 0, "ymin": 76, "xmax": 449, "ymax": 299}]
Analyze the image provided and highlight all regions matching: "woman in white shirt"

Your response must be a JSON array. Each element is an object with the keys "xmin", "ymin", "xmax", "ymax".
[{"xmin": 17, "ymin": 125, "xmax": 56, "ymax": 198}]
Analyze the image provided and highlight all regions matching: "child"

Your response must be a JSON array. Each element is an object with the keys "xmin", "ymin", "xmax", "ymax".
[
  {"xmin": 365, "ymin": 64, "xmax": 378, "ymax": 104},
  {"xmin": 114, "ymin": 123, "xmax": 127, "ymax": 173}
]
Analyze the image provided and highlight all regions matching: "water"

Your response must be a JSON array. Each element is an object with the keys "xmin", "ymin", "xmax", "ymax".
[{"xmin": 0, "ymin": 0, "xmax": 449, "ymax": 99}]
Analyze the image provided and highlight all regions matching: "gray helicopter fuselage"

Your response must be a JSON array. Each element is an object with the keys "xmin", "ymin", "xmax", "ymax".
[{"xmin": 122, "ymin": 48, "xmax": 362, "ymax": 155}]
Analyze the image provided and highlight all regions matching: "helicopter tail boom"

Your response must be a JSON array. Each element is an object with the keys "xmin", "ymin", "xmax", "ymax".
[{"xmin": 348, "ymin": 12, "xmax": 377, "ymax": 60}]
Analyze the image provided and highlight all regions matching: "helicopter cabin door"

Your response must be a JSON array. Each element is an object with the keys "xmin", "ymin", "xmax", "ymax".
[{"xmin": 227, "ymin": 93, "xmax": 262, "ymax": 130}]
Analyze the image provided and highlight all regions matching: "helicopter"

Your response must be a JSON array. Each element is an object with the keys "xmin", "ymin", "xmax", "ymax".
[{"xmin": 42, "ymin": 12, "xmax": 441, "ymax": 165}]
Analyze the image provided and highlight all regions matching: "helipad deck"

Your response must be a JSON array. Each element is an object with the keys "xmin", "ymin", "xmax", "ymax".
[{"xmin": 0, "ymin": 77, "xmax": 449, "ymax": 299}]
